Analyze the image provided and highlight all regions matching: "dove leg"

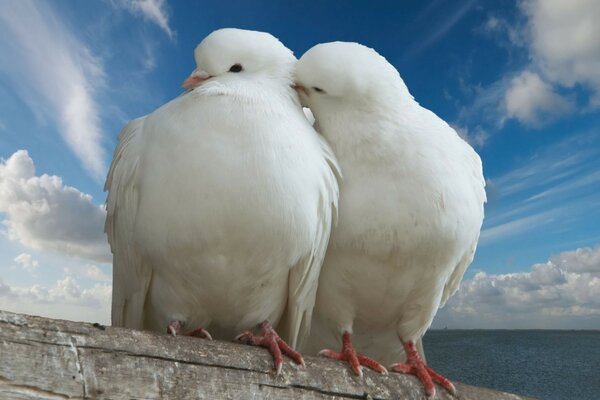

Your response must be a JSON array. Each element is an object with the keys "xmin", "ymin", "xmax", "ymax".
[
  {"xmin": 318, "ymin": 331, "xmax": 388, "ymax": 378},
  {"xmin": 235, "ymin": 320, "xmax": 305, "ymax": 375},
  {"xmin": 390, "ymin": 339, "xmax": 456, "ymax": 398},
  {"xmin": 166, "ymin": 320, "xmax": 212, "ymax": 340}
]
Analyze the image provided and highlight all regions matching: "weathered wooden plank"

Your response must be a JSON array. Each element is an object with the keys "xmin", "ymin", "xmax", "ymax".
[{"xmin": 0, "ymin": 310, "xmax": 534, "ymax": 400}]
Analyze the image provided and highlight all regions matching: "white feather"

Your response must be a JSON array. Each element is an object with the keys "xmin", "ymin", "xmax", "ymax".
[
  {"xmin": 105, "ymin": 117, "xmax": 147, "ymax": 329},
  {"xmin": 296, "ymin": 42, "xmax": 486, "ymax": 365},
  {"xmin": 105, "ymin": 29, "xmax": 339, "ymax": 346}
]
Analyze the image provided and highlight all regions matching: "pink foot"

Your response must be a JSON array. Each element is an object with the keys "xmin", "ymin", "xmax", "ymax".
[
  {"xmin": 390, "ymin": 340, "xmax": 456, "ymax": 397},
  {"xmin": 235, "ymin": 320, "xmax": 304, "ymax": 375},
  {"xmin": 319, "ymin": 331, "xmax": 388, "ymax": 378},
  {"xmin": 167, "ymin": 320, "xmax": 212, "ymax": 340}
]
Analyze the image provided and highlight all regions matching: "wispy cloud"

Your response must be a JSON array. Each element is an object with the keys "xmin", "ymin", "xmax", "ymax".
[
  {"xmin": 491, "ymin": 131, "xmax": 600, "ymax": 199},
  {"xmin": 0, "ymin": 1, "xmax": 107, "ymax": 180},
  {"xmin": 120, "ymin": 0, "xmax": 175, "ymax": 40},
  {"xmin": 14, "ymin": 253, "xmax": 39, "ymax": 274},
  {"xmin": 452, "ymin": 124, "xmax": 488, "ymax": 148},
  {"xmin": 403, "ymin": 0, "xmax": 476, "ymax": 61},
  {"xmin": 455, "ymin": 77, "xmax": 509, "ymax": 134},
  {"xmin": 526, "ymin": 170, "xmax": 600, "ymax": 203},
  {"xmin": 480, "ymin": 131, "xmax": 600, "ymax": 244},
  {"xmin": 480, "ymin": 209, "xmax": 557, "ymax": 244}
]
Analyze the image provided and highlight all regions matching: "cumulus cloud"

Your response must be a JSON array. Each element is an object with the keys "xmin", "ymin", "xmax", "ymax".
[
  {"xmin": 0, "ymin": 1, "xmax": 107, "ymax": 179},
  {"xmin": 121, "ymin": 0, "xmax": 175, "ymax": 40},
  {"xmin": 14, "ymin": 253, "xmax": 39, "ymax": 273},
  {"xmin": 436, "ymin": 245, "xmax": 600, "ymax": 328},
  {"xmin": 522, "ymin": 0, "xmax": 600, "ymax": 103},
  {"xmin": 504, "ymin": 71, "xmax": 572, "ymax": 125},
  {"xmin": 0, "ymin": 275, "xmax": 111, "ymax": 324},
  {"xmin": 463, "ymin": 0, "xmax": 600, "ymax": 132},
  {"xmin": 0, "ymin": 150, "xmax": 111, "ymax": 263}
]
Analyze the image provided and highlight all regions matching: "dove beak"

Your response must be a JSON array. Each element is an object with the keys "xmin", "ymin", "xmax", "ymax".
[
  {"xmin": 183, "ymin": 69, "xmax": 212, "ymax": 90},
  {"xmin": 292, "ymin": 83, "xmax": 309, "ymax": 97}
]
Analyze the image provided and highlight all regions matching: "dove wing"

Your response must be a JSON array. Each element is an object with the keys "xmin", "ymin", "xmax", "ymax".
[
  {"xmin": 440, "ymin": 141, "xmax": 486, "ymax": 308},
  {"xmin": 279, "ymin": 134, "xmax": 341, "ymax": 349},
  {"xmin": 105, "ymin": 117, "xmax": 151, "ymax": 329},
  {"xmin": 440, "ymin": 237, "xmax": 479, "ymax": 308}
]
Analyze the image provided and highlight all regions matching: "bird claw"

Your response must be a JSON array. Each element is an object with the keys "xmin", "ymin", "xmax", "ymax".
[
  {"xmin": 390, "ymin": 340, "xmax": 456, "ymax": 397},
  {"xmin": 167, "ymin": 320, "xmax": 184, "ymax": 336},
  {"xmin": 187, "ymin": 327, "xmax": 213, "ymax": 340},
  {"xmin": 319, "ymin": 332, "xmax": 388, "ymax": 378},
  {"xmin": 235, "ymin": 330, "xmax": 254, "ymax": 342},
  {"xmin": 166, "ymin": 320, "xmax": 212, "ymax": 340},
  {"xmin": 235, "ymin": 320, "xmax": 305, "ymax": 374}
]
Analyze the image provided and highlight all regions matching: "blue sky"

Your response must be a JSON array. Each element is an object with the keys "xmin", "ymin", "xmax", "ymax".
[{"xmin": 0, "ymin": 0, "xmax": 599, "ymax": 328}]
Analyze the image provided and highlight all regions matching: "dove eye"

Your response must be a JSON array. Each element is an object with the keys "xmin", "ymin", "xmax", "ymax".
[
  {"xmin": 313, "ymin": 87, "xmax": 325, "ymax": 93},
  {"xmin": 229, "ymin": 64, "xmax": 243, "ymax": 73}
]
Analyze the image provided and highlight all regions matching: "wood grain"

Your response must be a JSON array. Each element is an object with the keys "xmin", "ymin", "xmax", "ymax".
[{"xmin": 0, "ymin": 310, "xmax": 534, "ymax": 399}]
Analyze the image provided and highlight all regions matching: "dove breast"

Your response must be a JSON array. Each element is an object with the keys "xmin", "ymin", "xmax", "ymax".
[
  {"xmin": 137, "ymin": 94, "xmax": 312, "ymax": 333},
  {"xmin": 295, "ymin": 41, "xmax": 485, "ymax": 365},
  {"xmin": 108, "ymin": 70, "xmax": 338, "ymax": 345}
]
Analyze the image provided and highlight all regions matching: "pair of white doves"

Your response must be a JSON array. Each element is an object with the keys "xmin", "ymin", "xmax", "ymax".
[{"xmin": 105, "ymin": 28, "xmax": 485, "ymax": 397}]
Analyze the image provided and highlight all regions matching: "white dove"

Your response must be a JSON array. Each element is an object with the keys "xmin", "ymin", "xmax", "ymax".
[
  {"xmin": 105, "ymin": 28, "xmax": 340, "ymax": 374},
  {"xmin": 295, "ymin": 42, "xmax": 485, "ymax": 396}
]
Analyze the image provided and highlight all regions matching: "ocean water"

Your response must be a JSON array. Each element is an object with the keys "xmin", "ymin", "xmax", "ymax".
[{"xmin": 423, "ymin": 330, "xmax": 600, "ymax": 400}]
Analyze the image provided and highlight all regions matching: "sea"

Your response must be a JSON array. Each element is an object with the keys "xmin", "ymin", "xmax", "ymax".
[{"xmin": 423, "ymin": 330, "xmax": 600, "ymax": 400}]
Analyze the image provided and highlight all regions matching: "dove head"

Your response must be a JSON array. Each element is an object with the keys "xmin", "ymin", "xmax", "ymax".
[
  {"xmin": 183, "ymin": 28, "xmax": 296, "ymax": 91},
  {"xmin": 295, "ymin": 42, "xmax": 412, "ymax": 119}
]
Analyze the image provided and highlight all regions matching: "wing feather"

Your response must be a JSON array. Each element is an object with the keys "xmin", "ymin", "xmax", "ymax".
[
  {"xmin": 105, "ymin": 117, "xmax": 151, "ymax": 329},
  {"xmin": 440, "ymin": 143, "xmax": 486, "ymax": 307},
  {"xmin": 279, "ymin": 134, "xmax": 341, "ymax": 349}
]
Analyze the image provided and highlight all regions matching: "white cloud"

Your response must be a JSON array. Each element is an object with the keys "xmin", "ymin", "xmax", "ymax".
[
  {"xmin": 84, "ymin": 265, "xmax": 112, "ymax": 283},
  {"xmin": 453, "ymin": 124, "xmax": 488, "ymax": 148},
  {"xmin": 523, "ymin": 0, "xmax": 600, "ymax": 100},
  {"xmin": 480, "ymin": 193, "xmax": 600, "ymax": 246},
  {"xmin": 484, "ymin": 16, "xmax": 501, "ymax": 31},
  {"xmin": 479, "ymin": 209, "xmax": 555, "ymax": 244},
  {"xmin": 404, "ymin": 0, "xmax": 476, "ymax": 61},
  {"xmin": 478, "ymin": 131, "xmax": 600, "ymax": 243},
  {"xmin": 489, "ymin": 131, "xmax": 600, "ymax": 199},
  {"xmin": 552, "ymin": 246, "xmax": 600, "ymax": 276},
  {"xmin": 481, "ymin": 15, "xmax": 525, "ymax": 49},
  {"xmin": 14, "ymin": 253, "xmax": 38, "ymax": 273},
  {"xmin": 0, "ymin": 1, "xmax": 107, "ymax": 179},
  {"xmin": 462, "ymin": 1, "xmax": 600, "ymax": 132},
  {"xmin": 0, "ymin": 150, "xmax": 111, "ymax": 263},
  {"xmin": 122, "ymin": 0, "xmax": 175, "ymax": 40},
  {"xmin": 504, "ymin": 71, "xmax": 572, "ymax": 125},
  {"xmin": 526, "ymin": 169, "xmax": 600, "ymax": 202},
  {"xmin": 435, "ymin": 245, "xmax": 600, "ymax": 328},
  {"xmin": 455, "ymin": 77, "xmax": 510, "ymax": 134},
  {"xmin": 0, "ymin": 275, "xmax": 111, "ymax": 324}
]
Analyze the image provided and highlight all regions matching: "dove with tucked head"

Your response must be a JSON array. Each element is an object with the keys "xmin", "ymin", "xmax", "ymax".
[
  {"xmin": 295, "ymin": 42, "xmax": 485, "ymax": 396},
  {"xmin": 105, "ymin": 28, "xmax": 340, "ymax": 374}
]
